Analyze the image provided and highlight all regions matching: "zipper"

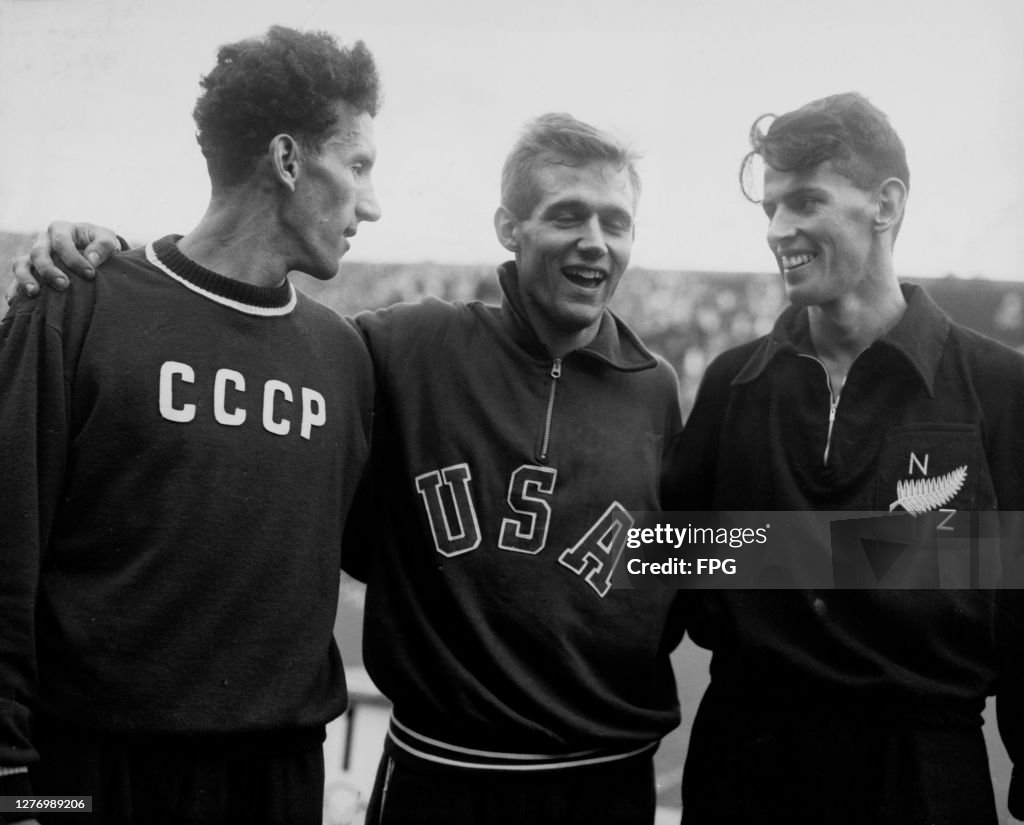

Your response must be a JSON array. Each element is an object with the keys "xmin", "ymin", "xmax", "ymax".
[
  {"xmin": 537, "ymin": 358, "xmax": 562, "ymax": 463},
  {"xmin": 798, "ymin": 354, "xmax": 840, "ymax": 465},
  {"xmin": 825, "ymin": 395, "xmax": 838, "ymax": 465}
]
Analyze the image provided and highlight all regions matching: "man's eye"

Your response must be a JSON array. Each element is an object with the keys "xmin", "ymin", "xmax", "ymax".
[
  {"xmin": 603, "ymin": 217, "xmax": 631, "ymax": 234},
  {"xmin": 552, "ymin": 213, "xmax": 580, "ymax": 226}
]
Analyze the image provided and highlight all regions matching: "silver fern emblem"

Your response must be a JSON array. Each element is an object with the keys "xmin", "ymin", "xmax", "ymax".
[{"xmin": 888, "ymin": 465, "xmax": 967, "ymax": 514}]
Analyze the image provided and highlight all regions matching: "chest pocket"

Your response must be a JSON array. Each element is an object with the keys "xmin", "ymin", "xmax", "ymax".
[{"xmin": 874, "ymin": 423, "xmax": 994, "ymax": 517}]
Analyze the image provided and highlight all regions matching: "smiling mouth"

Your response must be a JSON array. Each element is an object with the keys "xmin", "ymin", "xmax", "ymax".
[
  {"xmin": 780, "ymin": 252, "xmax": 817, "ymax": 272},
  {"xmin": 562, "ymin": 266, "xmax": 607, "ymax": 288}
]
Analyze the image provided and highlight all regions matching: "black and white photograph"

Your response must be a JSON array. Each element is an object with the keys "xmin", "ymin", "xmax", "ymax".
[{"xmin": 2, "ymin": 0, "xmax": 1023, "ymax": 823}]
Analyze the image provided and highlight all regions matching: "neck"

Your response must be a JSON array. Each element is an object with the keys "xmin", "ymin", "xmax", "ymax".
[
  {"xmin": 538, "ymin": 326, "xmax": 598, "ymax": 359},
  {"xmin": 808, "ymin": 274, "xmax": 906, "ymax": 365},
  {"xmin": 177, "ymin": 189, "xmax": 292, "ymax": 288},
  {"xmin": 516, "ymin": 298, "xmax": 600, "ymax": 358}
]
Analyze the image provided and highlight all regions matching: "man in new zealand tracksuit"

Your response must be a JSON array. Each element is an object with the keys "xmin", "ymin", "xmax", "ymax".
[{"xmin": 662, "ymin": 92, "xmax": 1024, "ymax": 824}]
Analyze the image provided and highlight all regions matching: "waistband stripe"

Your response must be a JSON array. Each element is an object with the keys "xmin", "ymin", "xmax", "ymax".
[{"xmin": 388, "ymin": 717, "xmax": 657, "ymax": 771}]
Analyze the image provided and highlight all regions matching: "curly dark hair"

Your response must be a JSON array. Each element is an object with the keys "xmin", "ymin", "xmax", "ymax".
[
  {"xmin": 500, "ymin": 113, "xmax": 641, "ymax": 219},
  {"xmin": 193, "ymin": 25, "xmax": 381, "ymax": 187},
  {"xmin": 739, "ymin": 92, "xmax": 909, "ymax": 203}
]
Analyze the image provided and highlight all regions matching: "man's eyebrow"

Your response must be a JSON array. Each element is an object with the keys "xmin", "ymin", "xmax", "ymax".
[
  {"xmin": 762, "ymin": 185, "xmax": 829, "ymax": 211},
  {"xmin": 540, "ymin": 199, "xmax": 633, "ymax": 220},
  {"xmin": 327, "ymin": 131, "xmax": 375, "ymax": 158},
  {"xmin": 784, "ymin": 185, "xmax": 830, "ymax": 200},
  {"xmin": 540, "ymin": 198, "xmax": 587, "ymax": 215}
]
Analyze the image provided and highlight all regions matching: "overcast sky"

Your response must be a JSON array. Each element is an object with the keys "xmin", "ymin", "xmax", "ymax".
[{"xmin": 1, "ymin": 0, "xmax": 1022, "ymax": 279}]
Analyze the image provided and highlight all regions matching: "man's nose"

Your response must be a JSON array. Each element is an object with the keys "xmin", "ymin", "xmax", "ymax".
[
  {"xmin": 766, "ymin": 208, "xmax": 797, "ymax": 247},
  {"xmin": 576, "ymin": 215, "xmax": 607, "ymax": 256},
  {"xmin": 357, "ymin": 181, "xmax": 382, "ymax": 224}
]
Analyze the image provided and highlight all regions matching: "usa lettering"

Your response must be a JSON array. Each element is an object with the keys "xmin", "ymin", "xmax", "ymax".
[
  {"xmin": 416, "ymin": 462, "xmax": 633, "ymax": 597},
  {"xmin": 558, "ymin": 502, "xmax": 633, "ymax": 597},
  {"xmin": 414, "ymin": 464, "xmax": 482, "ymax": 557},
  {"xmin": 159, "ymin": 360, "xmax": 326, "ymax": 440}
]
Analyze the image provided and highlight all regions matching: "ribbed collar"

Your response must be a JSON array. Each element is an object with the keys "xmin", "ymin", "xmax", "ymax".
[
  {"xmin": 732, "ymin": 283, "xmax": 951, "ymax": 397},
  {"xmin": 147, "ymin": 235, "xmax": 296, "ymax": 316},
  {"xmin": 496, "ymin": 261, "xmax": 657, "ymax": 372}
]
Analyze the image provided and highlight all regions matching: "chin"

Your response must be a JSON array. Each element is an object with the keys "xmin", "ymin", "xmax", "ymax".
[
  {"xmin": 782, "ymin": 274, "xmax": 821, "ymax": 306},
  {"xmin": 558, "ymin": 309, "xmax": 603, "ymax": 335},
  {"xmin": 306, "ymin": 256, "xmax": 345, "ymax": 281},
  {"xmin": 783, "ymin": 285, "xmax": 811, "ymax": 306}
]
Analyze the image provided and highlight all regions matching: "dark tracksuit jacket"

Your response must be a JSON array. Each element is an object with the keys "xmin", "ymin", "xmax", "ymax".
[
  {"xmin": 345, "ymin": 262, "xmax": 687, "ymax": 771},
  {"xmin": 662, "ymin": 283, "xmax": 1024, "ymax": 824},
  {"xmin": 0, "ymin": 237, "xmax": 373, "ymax": 799}
]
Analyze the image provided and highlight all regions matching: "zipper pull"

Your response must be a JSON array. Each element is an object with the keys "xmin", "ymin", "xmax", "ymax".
[
  {"xmin": 823, "ymin": 397, "xmax": 838, "ymax": 465},
  {"xmin": 551, "ymin": 359, "xmax": 562, "ymax": 379}
]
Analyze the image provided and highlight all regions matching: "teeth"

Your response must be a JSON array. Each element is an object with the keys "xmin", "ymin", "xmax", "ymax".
[
  {"xmin": 565, "ymin": 268, "xmax": 604, "ymax": 281},
  {"xmin": 781, "ymin": 253, "xmax": 815, "ymax": 270}
]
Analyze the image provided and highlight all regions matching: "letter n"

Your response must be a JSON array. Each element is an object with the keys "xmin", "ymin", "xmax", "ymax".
[
  {"xmin": 909, "ymin": 452, "xmax": 929, "ymax": 476},
  {"xmin": 414, "ymin": 463, "xmax": 482, "ymax": 557},
  {"xmin": 558, "ymin": 502, "xmax": 634, "ymax": 597}
]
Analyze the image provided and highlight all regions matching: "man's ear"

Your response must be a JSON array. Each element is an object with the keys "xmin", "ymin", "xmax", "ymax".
[
  {"xmin": 269, "ymin": 134, "xmax": 301, "ymax": 191},
  {"xmin": 493, "ymin": 205, "xmax": 521, "ymax": 253},
  {"xmin": 874, "ymin": 177, "xmax": 907, "ymax": 235}
]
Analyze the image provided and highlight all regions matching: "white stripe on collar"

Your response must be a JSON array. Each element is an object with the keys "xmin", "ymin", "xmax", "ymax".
[{"xmin": 146, "ymin": 242, "xmax": 297, "ymax": 317}]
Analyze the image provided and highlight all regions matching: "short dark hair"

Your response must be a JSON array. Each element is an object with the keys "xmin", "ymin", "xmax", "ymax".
[
  {"xmin": 500, "ymin": 113, "xmax": 641, "ymax": 219},
  {"xmin": 194, "ymin": 25, "xmax": 381, "ymax": 187},
  {"xmin": 739, "ymin": 92, "xmax": 909, "ymax": 203}
]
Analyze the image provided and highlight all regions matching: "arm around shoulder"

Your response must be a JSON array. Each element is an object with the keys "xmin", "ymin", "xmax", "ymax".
[{"xmin": 8, "ymin": 221, "xmax": 126, "ymax": 300}]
